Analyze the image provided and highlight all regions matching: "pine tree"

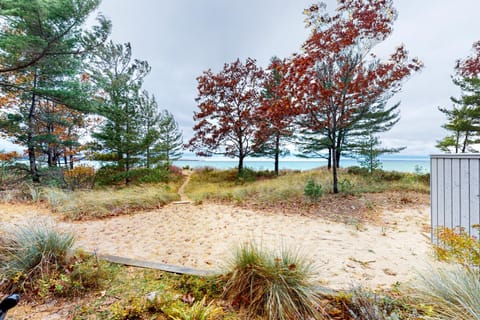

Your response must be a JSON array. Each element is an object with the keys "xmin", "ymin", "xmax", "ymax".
[
  {"xmin": 89, "ymin": 41, "xmax": 151, "ymax": 185},
  {"xmin": 152, "ymin": 110, "xmax": 183, "ymax": 166},
  {"xmin": 0, "ymin": 0, "xmax": 110, "ymax": 74},
  {"xmin": 355, "ymin": 132, "xmax": 404, "ymax": 173}
]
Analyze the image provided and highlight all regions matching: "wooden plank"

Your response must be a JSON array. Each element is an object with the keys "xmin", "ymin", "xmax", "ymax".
[
  {"xmin": 444, "ymin": 158, "xmax": 453, "ymax": 229},
  {"xmin": 471, "ymin": 159, "xmax": 480, "ymax": 238},
  {"xmin": 460, "ymin": 158, "xmax": 470, "ymax": 233},
  {"xmin": 430, "ymin": 158, "xmax": 438, "ymax": 241},
  {"xmin": 95, "ymin": 253, "xmax": 215, "ymax": 276}
]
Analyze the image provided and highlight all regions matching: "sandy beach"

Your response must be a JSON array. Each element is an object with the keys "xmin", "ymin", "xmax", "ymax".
[{"xmin": 0, "ymin": 200, "xmax": 434, "ymax": 290}]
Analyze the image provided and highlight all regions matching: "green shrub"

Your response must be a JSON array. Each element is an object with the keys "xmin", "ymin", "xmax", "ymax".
[
  {"xmin": 304, "ymin": 177, "xmax": 323, "ymax": 201},
  {"xmin": 176, "ymin": 275, "xmax": 222, "ymax": 302},
  {"xmin": 339, "ymin": 178, "xmax": 355, "ymax": 195},
  {"xmin": 134, "ymin": 167, "xmax": 170, "ymax": 184},
  {"xmin": 347, "ymin": 166, "xmax": 370, "ymax": 176},
  {"xmin": 375, "ymin": 170, "xmax": 403, "ymax": 182},
  {"xmin": 235, "ymin": 167, "xmax": 257, "ymax": 184},
  {"xmin": 409, "ymin": 264, "xmax": 480, "ymax": 320},
  {"xmin": 221, "ymin": 242, "xmax": 322, "ymax": 320},
  {"xmin": 0, "ymin": 222, "xmax": 75, "ymax": 290},
  {"xmin": 94, "ymin": 165, "xmax": 124, "ymax": 186}
]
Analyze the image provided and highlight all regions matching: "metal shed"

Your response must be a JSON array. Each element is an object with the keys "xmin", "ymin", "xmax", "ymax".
[{"xmin": 431, "ymin": 154, "xmax": 480, "ymax": 240}]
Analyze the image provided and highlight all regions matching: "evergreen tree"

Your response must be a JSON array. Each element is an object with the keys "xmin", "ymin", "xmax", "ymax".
[
  {"xmin": 0, "ymin": 0, "xmax": 110, "ymax": 74},
  {"xmin": 355, "ymin": 132, "xmax": 404, "ymax": 173},
  {"xmin": 89, "ymin": 41, "xmax": 151, "ymax": 185},
  {"xmin": 137, "ymin": 91, "xmax": 161, "ymax": 169},
  {"xmin": 0, "ymin": 0, "xmax": 109, "ymax": 183},
  {"xmin": 153, "ymin": 110, "xmax": 183, "ymax": 165},
  {"xmin": 436, "ymin": 103, "xmax": 480, "ymax": 153}
]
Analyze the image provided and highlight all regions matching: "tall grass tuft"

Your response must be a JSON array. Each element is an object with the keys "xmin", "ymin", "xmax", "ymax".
[
  {"xmin": 409, "ymin": 264, "xmax": 480, "ymax": 320},
  {"xmin": 221, "ymin": 242, "xmax": 323, "ymax": 320},
  {"xmin": 0, "ymin": 222, "xmax": 75, "ymax": 288}
]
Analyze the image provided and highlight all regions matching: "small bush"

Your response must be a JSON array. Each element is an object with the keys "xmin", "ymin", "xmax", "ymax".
[
  {"xmin": 64, "ymin": 165, "xmax": 95, "ymax": 190},
  {"xmin": 347, "ymin": 287, "xmax": 401, "ymax": 320},
  {"xmin": 235, "ymin": 168, "xmax": 257, "ymax": 184},
  {"xmin": 222, "ymin": 242, "xmax": 322, "ymax": 320},
  {"xmin": 409, "ymin": 264, "xmax": 480, "ymax": 320},
  {"xmin": 134, "ymin": 167, "xmax": 170, "ymax": 184},
  {"xmin": 434, "ymin": 226, "xmax": 480, "ymax": 266},
  {"xmin": 304, "ymin": 177, "xmax": 323, "ymax": 201},
  {"xmin": 176, "ymin": 275, "xmax": 222, "ymax": 302},
  {"xmin": 94, "ymin": 165, "xmax": 124, "ymax": 186},
  {"xmin": 37, "ymin": 252, "xmax": 111, "ymax": 298},
  {"xmin": 0, "ymin": 222, "xmax": 75, "ymax": 291},
  {"xmin": 375, "ymin": 170, "xmax": 403, "ymax": 182},
  {"xmin": 347, "ymin": 166, "xmax": 370, "ymax": 176},
  {"xmin": 339, "ymin": 178, "xmax": 355, "ymax": 195}
]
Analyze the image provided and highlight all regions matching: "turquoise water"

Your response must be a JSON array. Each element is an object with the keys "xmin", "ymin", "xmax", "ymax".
[{"xmin": 174, "ymin": 156, "xmax": 430, "ymax": 173}]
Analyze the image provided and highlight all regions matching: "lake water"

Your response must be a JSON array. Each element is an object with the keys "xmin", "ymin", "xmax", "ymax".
[{"xmin": 174, "ymin": 156, "xmax": 431, "ymax": 173}]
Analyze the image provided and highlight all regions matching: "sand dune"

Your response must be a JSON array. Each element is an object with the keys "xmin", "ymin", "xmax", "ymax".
[{"xmin": 0, "ymin": 201, "xmax": 435, "ymax": 290}]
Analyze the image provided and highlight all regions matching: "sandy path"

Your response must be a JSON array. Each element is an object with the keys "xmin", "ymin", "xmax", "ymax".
[{"xmin": 0, "ymin": 202, "xmax": 435, "ymax": 290}]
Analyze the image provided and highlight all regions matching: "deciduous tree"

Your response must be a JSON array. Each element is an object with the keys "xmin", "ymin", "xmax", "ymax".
[
  {"xmin": 253, "ymin": 57, "xmax": 296, "ymax": 175},
  {"xmin": 285, "ymin": 0, "xmax": 422, "ymax": 193},
  {"xmin": 188, "ymin": 58, "xmax": 264, "ymax": 173}
]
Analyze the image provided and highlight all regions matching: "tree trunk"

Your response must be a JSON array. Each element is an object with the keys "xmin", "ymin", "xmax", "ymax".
[
  {"xmin": 274, "ymin": 133, "xmax": 280, "ymax": 175},
  {"xmin": 336, "ymin": 148, "xmax": 341, "ymax": 169},
  {"xmin": 125, "ymin": 153, "xmax": 131, "ymax": 186},
  {"xmin": 238, "ymin": 155, "xmax": 244, "ymax": 174},
  {"xmin": 462, "ymin": 132, "xmax": 469, "ymax": 153},
  {"xmin": 332, "ymin": 144, "xmax": 339, "ymax": 193},
  {"xmin": 27, "ymin": 70, "xmax": 39, "ymax": 183},
  {"xmin": 327, "ymin": 148, "xmax": 332, "ymax": 170}
]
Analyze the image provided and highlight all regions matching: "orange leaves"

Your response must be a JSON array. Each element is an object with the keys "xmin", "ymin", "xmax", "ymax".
[{"xmin": 0, "ymin": 151, "xmax": 19, "ymax": 161}]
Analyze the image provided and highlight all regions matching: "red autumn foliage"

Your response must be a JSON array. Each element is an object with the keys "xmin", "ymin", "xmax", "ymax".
[
  {"xmin": 455, "ymin": 41, "xmax": 480, "ymax": 78},
  {"xmin": 284, "ymin": 0, "xmax": 422, "ymax": 192},
  {"xmin": 187, "ymin": 58, "xmax": 265, "ymax": 173},
  {"xmin": 253, "ymin": 58, "xmax": 298, "ymax": 173}
]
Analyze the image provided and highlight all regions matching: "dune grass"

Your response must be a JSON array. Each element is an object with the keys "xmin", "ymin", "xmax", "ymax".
[
  {"xmin": 409, "ymin": 264, "xmax": 480, "ymax": 320},
  {"xmin": 45, "ymin": 184, "xmax": 180, "ymax": 220},
  {"xmin": 221, "ymin": 241, "xmax": 323, "ymax": 320},
  {"xmin": 0, "ymin": 222, "xmax": 74, "ymax": 280},
  {"xmin": 184, "ymin": 166, "xmax": 430, "ymax": 206}
]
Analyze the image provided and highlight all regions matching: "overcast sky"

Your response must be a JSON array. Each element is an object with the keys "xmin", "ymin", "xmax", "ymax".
[{"xmin": 88, "ymin": 1, "xmax": 480, "ymax": 156}]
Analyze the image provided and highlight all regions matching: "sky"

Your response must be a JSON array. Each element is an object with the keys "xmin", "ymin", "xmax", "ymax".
[{"xmin": 5, "ymin": 0, "xmax": 478, "ymax": 156}]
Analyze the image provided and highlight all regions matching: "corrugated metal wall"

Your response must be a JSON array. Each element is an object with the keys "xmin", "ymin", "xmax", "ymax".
[{"xmin": 431, "ymin": 154, "xmax": 480, "ymax": 240}]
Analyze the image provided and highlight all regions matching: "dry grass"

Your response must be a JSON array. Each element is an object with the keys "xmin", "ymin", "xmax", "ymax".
[
  {"xmin": 221, "ymin": 241, "xmax": 323, "ymax": 320},
  {"xmin": 184, "ymin": 167, "xmax": 430, "ymax": 223},
  {"xmin": 45, "ymin": 184, "xmax": 180, "ymax": 220}
]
